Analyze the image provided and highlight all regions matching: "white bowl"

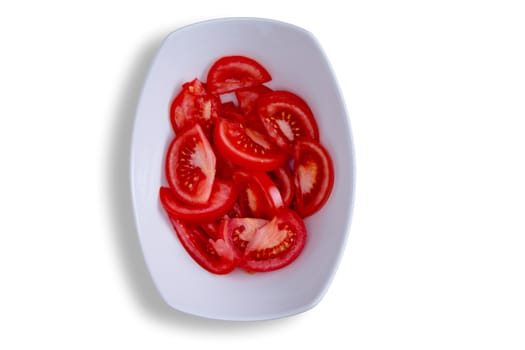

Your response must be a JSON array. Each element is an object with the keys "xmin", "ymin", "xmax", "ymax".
[{"xmin": 130, "ymin": 17, "xmax": 355, "ymax": 321}]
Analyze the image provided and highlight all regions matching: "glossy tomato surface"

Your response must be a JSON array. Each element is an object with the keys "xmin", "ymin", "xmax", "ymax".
[
  {"xmin": 293, "ymin": 139, "xmax": 334, "ymax": 217},
  {"xmin": 168, "ymin": 216, "xmax": 238, "ymax": 274},
  {"xmin": 235, "ymin": 85, "xmax": 272, "ymax": 116},
  {"xmin": 165, "ymin": 123, "xmax": 216, "ymax": 205},
  {"xmin": 268, "ymin": 165, "xmax": 294, "ymax": 208},
  {"xmin": 213, "ymin": 118, "xmax": 287, "ymax": 171},
  {"xmin": 239, "ymin": 209, "xmax": 307, "ymax": 272},
  {"xmin": 159, "ymin": 180, "xmax": 237, "ymax": 223},
  {"xmin": 257, "ymin": 90, "xmax": 319, "ymax": 152},
  {"xmin": 219, "ymin": 217, "xmax": 268, "ymax": 261},
  {"xmin": 233, "ymin": 170, "xmax": 284, "ymax": 219},
  {"xmin": 206, "ymin": 56, "xmax": 271, "ymax": 94},
  {"xmin": 170, "ymin": 78, "xmax": 220, "ymax": 135}
]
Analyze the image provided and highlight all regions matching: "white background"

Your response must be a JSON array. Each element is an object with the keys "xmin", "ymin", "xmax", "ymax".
[{"xmin": 1, "ymin": 0, "xmax": 524, "ymax": 349}]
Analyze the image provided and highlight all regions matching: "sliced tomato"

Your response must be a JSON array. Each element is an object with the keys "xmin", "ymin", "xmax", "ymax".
[
  {"xmin": 268, "ymin": 165, "xmax": 294, "ymax": 208},
  {"xmin": 293, "ymin": 139, "xmax": 334, "ymax": 217},
  {"xmin": 238, "ymin": 209, "xmax": 307, "ymax": 272},
  {"xmin": 200, "ymin": 221, "xmax": 220, "ymax": 240},
  {"xmin": 233, "ymin": 170, "xmax": 284, "ymax": 219},
  {"xmin": 220, "ymin": 101, "xmax": 245, "ymax": 123},
  {"xmin": 165, "ymin": 123, "xmax": 216, "ymax": 205},
  {"xmin": 170, "ymin": 78, "xmax": 221, "ymax": 135},
  {"xmin": 206, "ymin": 56, "xmax": 271, "ymax": 95},
  {"xmin": 213, "ymin": 151, "xmax": 236, "ymax": 181},
  {"xmin": 257, "ymin": 90, "xmax": 319, "ymax": 152},
  {"xmin": 235, "ymin": 85, "xmax": 272, "ymax": 116},
  {"xmin": 159, "ymin": 180, "xmax": 237, "ymax": 223},
  {"xmin": 213, "ymin": 118, "xmax": 287, "ymax": 172},
  {"xmin": 219, "ymin": 217, "xmax": 268, "ymax": 261},
  {"xmin": 167, "ymin": 216, "xmax": 238, "ymax": 274}
]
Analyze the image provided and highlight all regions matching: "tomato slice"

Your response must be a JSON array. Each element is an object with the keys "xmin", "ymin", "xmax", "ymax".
[
  {"xmin": 257, "ymin": 91, "xmax": 319, "ymax": 152},
  {"xmin": 268, "ymin": 165, "xmax": 294, "ymax": 208},
  {"xmin": 213, "ymin": 118, "xmax": 287, "ymax": 172},
  {"xmin": 233, "ymin": 170, "xmax": 284, "ymax": 219},
  {"xmin": 238, "ymin": 209, "xmax": 307, "ymax": 272},
  {"xmin": 167, "ymin": 216, "xmax": 238, "ymax": 274},
  {"xmin": 293, "ymin": 139, "xmax": 334, "ymax": 217},
  {"xmin": 206, "ymin": 56, "xmax": 272, "ymax": 95},
  {"xmin": 235, "ymin": 85, "xmax": 272, "ymax": 116},
  {"xmin": 165, "ymin": 123, "xmax": 216, "ymax": 205},
  {"xmin": 169, "ymin": 78, "xmax": 221, "ymax": 135},
  {"xmin": 159, "ymin": 180, "xmax": 237, "ymax": 223},
  {"xmin": 220, "ymin": 101, "xmax": 245, "ymax": 124},
  {"xmin": 200, "ymin": 221, "xmax": 220, "ymax": 240},
  {"xmin": 219, "ymin": 217, "xmax": 269, "ymax": 261}
]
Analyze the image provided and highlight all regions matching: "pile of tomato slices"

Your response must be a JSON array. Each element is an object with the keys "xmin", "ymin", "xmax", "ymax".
[{"xmin": 160, "ymin": 55, "xmax": 334, "ymax": 274}]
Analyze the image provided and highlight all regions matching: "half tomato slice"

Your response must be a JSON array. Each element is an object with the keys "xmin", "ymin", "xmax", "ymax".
[
  {"xmin": 206, "ymin": 56, "xmax": 272, "ymax": 95},
  {"xmin": 257, "ymin": 90, "xmax": 319, "ymax": 152},
  {"xmin": 159, "ymin": 180, "xmax": 237, "ymax": 223},
  {"xmin": 238, "ymin": 209, "xmax": 307, "ymax": 272},
  {"xmin": 165, "ymin": 123, "xmax": 216, "ymax": 205},
  {"xmin": 168, "ymin": 216, "xmax": 238, "ymax": 275},
  {"xmin": 293, "ymin": 139, "xmax": 334, "ymax": 217},
  {"xmin": 213, "ymin": 118, "xmax": 287, "ymax": 172}
]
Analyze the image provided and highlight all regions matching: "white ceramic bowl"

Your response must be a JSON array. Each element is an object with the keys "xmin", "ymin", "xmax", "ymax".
[{"xmin": 130, "ymin": 17, "xmax": 355, "ymax": 321}]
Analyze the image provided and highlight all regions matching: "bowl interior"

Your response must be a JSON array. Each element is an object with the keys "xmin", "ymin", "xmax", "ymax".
[{"xmin": 131, "ymin": 18, "xmax": 354, "ymax": 321}]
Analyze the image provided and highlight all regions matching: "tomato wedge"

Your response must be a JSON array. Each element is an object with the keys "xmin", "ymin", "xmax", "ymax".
[
  {"xmin": 170, "ymin": 78, "xmax": 221, "ymax": 135},
  {"xmin": 268, "ymin": 165, "xmax": 294, "ymax": 208},
  {"xmin": 233, "ymin": 170, "xmax": 284, "ymax": 219},
  {"xmin": 220, "ymin": 101, "xmax": 245, "ymax": 123},
  {"xmin": 159, "ymin": 180, "xmax": 237, "ymax": 223},
  {"xmin": 168, "ymin": 216, "xmax": 238, "ymax": 274},
  {"xmin": 165, "ymin": 123, "xmax": 216, "ymax": 205},
  {"xmin": 213, "ymin": 118, "xmax": 287, "ymax": 171},
  {"xmin": 257, "ymin": 90, "xmax": 319, "ymax": 152},
  {"xmin": 206, "ymin": 56, "xmax": 272, "ymax": 95},
  {"xmin": 293, "ymin": 139, "xmax": 334, "ymax": 217},
  {"xmin": 219, "ymin": 217, "xmax": 268, "ymax": 261},
  {"xmin": 238, "ymin": 209, "xmax": 307, "ymax": 272}
]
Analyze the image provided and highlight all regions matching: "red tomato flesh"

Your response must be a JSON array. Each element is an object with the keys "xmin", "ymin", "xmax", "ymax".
[
  {"xmin": 239, "ymin": 209, "xmax": 307, "ymax": 272},
  {"xmin": 233, "ymin": 170, "xmax": 284, "ymax": 219},
  {"xmin": 206, "ymin": 56, "xmax": 272, "ymax": 95},
  {"xmin": 165, "ymin": 123, "xmax": 216, "ymax": 205},
  {"xmin": 159, "ymin": 180, "xmax": 237, "ymax": 223},
  {"xmin": 213, "ymin": 118, "xmax": 287, "ymax": 172},
  {"xmin": 293, "ymin": 139, "xmax": 334, "ymax": 217},
  {"xmin": 170, "ymin": 78, "xmax": 221, "ymax": 135},
  {"xmin": 219, "ymin": 217, "xmax": 268, "ymax": 261},
  {"xmin": 168, "ymin": 216, "xmax": 238, "ymax": 274},
  {"xmin": 257, "ymin": 91, "xmax": 319, "ymax": 152},
  {"xmin": 235, "ymin": 85, "xmax": 272, "ymax": 116},
  {"xmin": 268, "ymin": 165, "xmax": 294, "ymax": 208}
]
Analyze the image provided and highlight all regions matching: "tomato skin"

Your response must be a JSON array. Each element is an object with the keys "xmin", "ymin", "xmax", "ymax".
[
  {"xmin": 233, "ymin": 170, "xmax": 284, "ymax": 219},
  {"xmin": 206, "ymin": 56, "xmax": 272, "ymax": 95},
  {"xmin": 169, "ymin": 78, "xmax": 220, "ymax": 135},
  {"xmin": 159, "ymin": 180, "xmax": 238, "ymax": 223},
  {"xmin": 220, "ymin": 102, "xmax": 245, "ymax": 123},
  {"xmin": 257, "ymin": 90, "xmax": 319, "ymax": 152},
  {"xmin": 165, "ymin": 123, "xmax": 216, "ymax": 205},
  {"xmin": 167, "ymin": 216, "xmax": 238, "ymax": 274},
  {"xmin": 268, "ymin": 165, "xmax": 294, "ymax": 208},
  {"xmin": 239, "ymin": 209, "xmax": 307, "ymax": 272},
  {"xmin": 213, "ymin": 118, "xmax": 287, "ymax": 172},
  {"xmin": 235, "ymin": 85, "xmax": 272, "ymax": 116},
  {"xmin": 293, "ymin": 139, "xmax": 334, "ymax": 217}
]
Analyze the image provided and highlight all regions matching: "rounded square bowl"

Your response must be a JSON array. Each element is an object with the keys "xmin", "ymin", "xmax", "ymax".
[{"xmin": 131, "ymin": 17, "xmax": 355, "ymax": 321}]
